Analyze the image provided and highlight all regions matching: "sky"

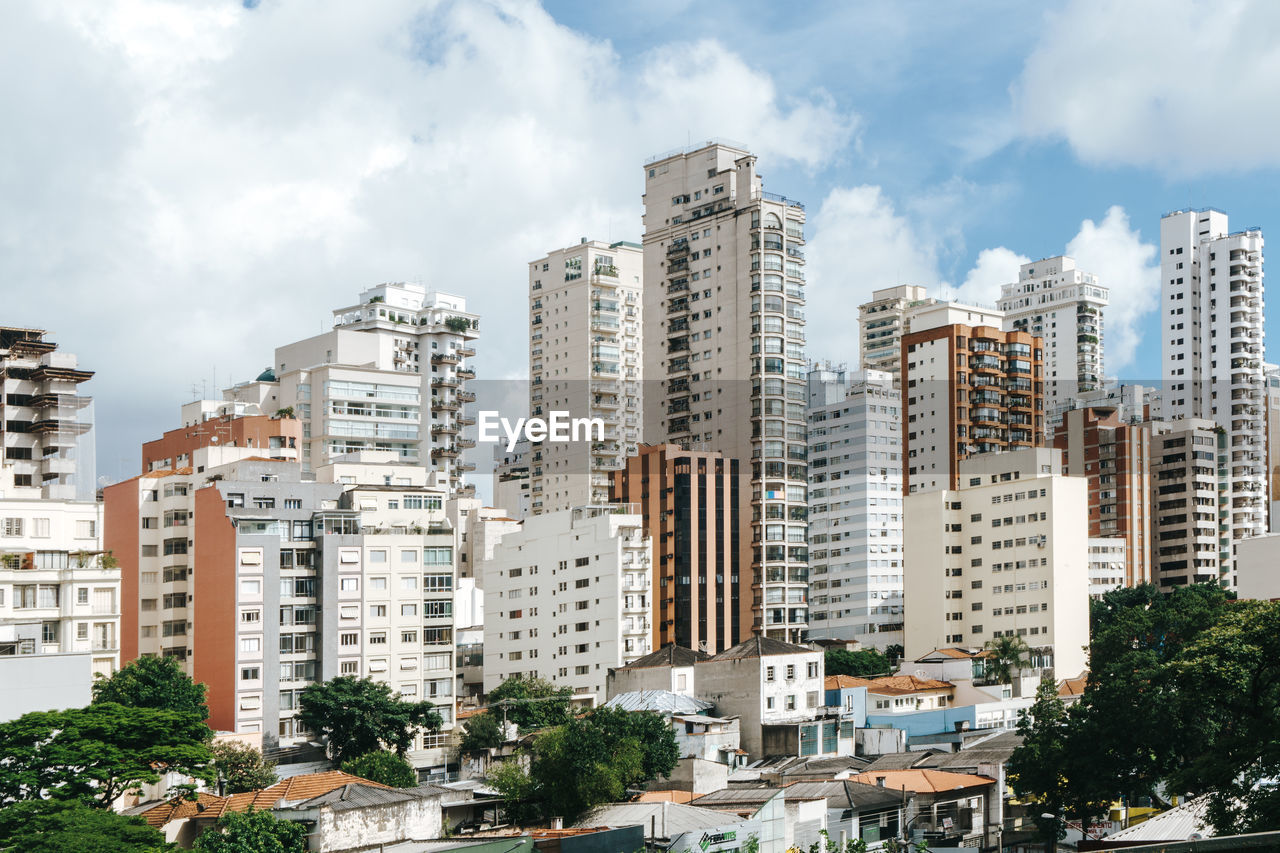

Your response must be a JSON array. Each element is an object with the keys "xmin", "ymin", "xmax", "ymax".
[{"xmin": 2, "ymin": 0, "xmax": 1279, "ymax": 485}]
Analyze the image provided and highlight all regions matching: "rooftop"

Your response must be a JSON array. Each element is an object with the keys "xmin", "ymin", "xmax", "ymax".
[
  {"xmin": 708, "ymin": 636, "xmax": 815, "ymax": 661},
  {"xmin": 616, "ymin": 643, "xmax": 710, "ymax": 670},
  {"xmin": 603, "ymin": 690, "xmax": 714, "ymax": 715},
  {"xmin": 574, "ymin": 800, "xmax": 744, "ymax": 838},
  {"xmin": 829, "ymin": 675, "xmax": 954, "ymax": 696},
  {"xmin": 848, "ymin": 769, "xmax": 995, "ymax": 794}
]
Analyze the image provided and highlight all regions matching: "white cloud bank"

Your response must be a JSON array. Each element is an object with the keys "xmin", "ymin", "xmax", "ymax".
[
  {"xmin": 0, "ymin": 0, "xmax": 856, "ymax": 478},
  {"xmin": 1014, "ymin": 0, "xmax": 1280, "ymax": 173}
]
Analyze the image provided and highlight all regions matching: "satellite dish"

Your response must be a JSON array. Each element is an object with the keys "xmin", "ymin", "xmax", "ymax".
[{"xmin": 211, "ymin": 436, "xmax": 219, "ymax": 444}]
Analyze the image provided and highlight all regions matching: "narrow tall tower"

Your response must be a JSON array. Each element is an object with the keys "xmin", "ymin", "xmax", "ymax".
[
  {"xmin": 1160, "ymin": 209, "xmax": 1266, "ymax": 581},
  {"xmin": 641, "ymin": 142, "xmax": 808, "ymax": 642}
]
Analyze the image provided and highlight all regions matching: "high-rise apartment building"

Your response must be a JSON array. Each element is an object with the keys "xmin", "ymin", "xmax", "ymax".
[
  {"xmin": 445, "ymin": 497, "xmax": 520, "ymax": 586},
  {"xmin": 641, "ymin": 142, "xmax": 808, "ymax": 642},
  {"xmin": 998, "ymin": 256, "xmax": 1108, "ymax": 419},
  {"xmin": 1267, "ymin": 364, "xmax": 1280, "ymax": 530},
  {"xmin": 1160, "ymin": 209, "xmax": 1266, "ymax": 557},
  {"xmin": 492, "ymin": 439, "xmax": 531, "ymax": 521},
  {"xmin": 805, "ymin": 365, "xmax": 904, "ymax": 648},
  {"xmin": 226, "ymin": 282, "xmax": 479, "ymax": 495},
  {"xmin": 856, "ymin": 290, "xmax": 1004, "ymax": 385},
  {"xmin": 482, "ymin": 505, "xmax": 652, "ymax": 704},
  {"xmin": 1149, "ymin": 418, "xmax": 1228, "ymax": 588},
  {"xmin": 903, "ymin": 448, "xmax": 1089, "ymax": 678},
  {"xmin": 610, "ymin": 443, "xmax": 740, "ymax": 654},
  {"xmin": 902, "ymin": 323, "xmax": 1044, "ymax": 494},
  {"xmin": 1054, "ymin": 407, "xmax": 1152, "ymax": 587},
  {"xmin": 528, "ymin": 240, "xmax": 643, "ymax": 513},
  {"xmin": 106, "ymin": 415, "xmax": 460, "ymax": 772},
  {"xmin": 0, "ymin": 327, "xmax": 95, "ymax": 501}
]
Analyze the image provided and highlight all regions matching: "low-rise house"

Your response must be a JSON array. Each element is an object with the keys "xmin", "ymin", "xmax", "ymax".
[
  {"xmin": 574, "ymin": 801, "xmax": 763, "ymax": 853},
  {"xmin": 603, "ymin": 689, "xmax": 744, "ymax": 794},
  {"xmin": 606, "ymin": 644, "xmax": 708, "ymax": 697},
  {"xmin": 694, "ymin": 781, "xmax": 905, "ymax": 852},
  {"xmin": 848, "ymin": 769, "xmax": 998, "ymax": 849}
]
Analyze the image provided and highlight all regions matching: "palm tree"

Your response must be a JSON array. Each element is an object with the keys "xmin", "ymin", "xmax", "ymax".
[{"xmin": 983, "ymin": 635, "xmax": 1032, "ymax": 684}]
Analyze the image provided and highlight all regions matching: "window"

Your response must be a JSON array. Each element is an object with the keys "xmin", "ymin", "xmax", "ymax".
[
  {"xmin": 241, "ymin": 667, "xmax": 260, "ymax": 681},
  {"xmin": 76, "ymin": 520, "xmax": 96, "ymax": 539},
  {"xmin": 239, "ymin": 579, "xmax": 261, "ymax": 596},
  {"xmin": 340, "ymin": 660, "xmax": 359, "ymax": 675},
  {"xmin": 1, "ymin": 518, "xmax": 21, "ymax": 537},
  {"xmin": 401, "ymin": 603, "xmax": 418, "ymax": 617},
  {"xmin": 401, "ymin": 631, "xmax": 418, "ymax": 644},
  {"xmin": 241, "ymin": 609, "xmax": 261, "ymax": 624},
  {"xmin": 76, "ymin": 588, "xmax": 89, "ymax": 605},
  {"xmin": 786, "ymin": 664, "xmax": 796, "ymax": 680},
  {"xmin": 369, "ymin": 604, "xmax": 387, "ymax": 618},
  {"xmin": 31, "ymin": 518, "xmax": 49, "ymax": 538},
  {"xmin": 340, "ymin": 577, "xmax": 359, "ymax": 592},
  {"xmin": 240, "ymin": 637, "xmax": 261, "ymax": 653},
  {"xmin": 369, "ymin": 632, "xmax": 387, "ymax": 645},
  {"xmin": 765, "ymin": 666, "xmax": 776, "ymax": 682},
  {"xmin": 807, "ymin": 661, "xmax": 819, "ymax": 678}
]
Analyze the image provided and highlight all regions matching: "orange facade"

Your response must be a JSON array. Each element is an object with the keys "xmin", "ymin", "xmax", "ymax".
[{"xmin": 141, "ymin": 415, "xmax": 301, "ymax": 473}]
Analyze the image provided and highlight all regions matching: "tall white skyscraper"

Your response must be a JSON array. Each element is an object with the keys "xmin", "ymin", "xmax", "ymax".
[
  {"xmin": 641, "ymin": 142, "xmax": 809, "ymax": 643},
  {"xmin": 226, "ymin": 283, "xmax": 480, "ymax": 496},
  {"xmin": 806, "ymin": 365, "xmax": 904, "ymax": 649},
  {"xmin": 1160, "ymin": 209, "xmax": 1266, "ymax": 571},
  {"xmin": 528, "ymin": 240, "xmax": 643, "ymax": 513},
  {"xmin": 998, "ymin": 255, "xmax": 1109, "ymax": 423}
]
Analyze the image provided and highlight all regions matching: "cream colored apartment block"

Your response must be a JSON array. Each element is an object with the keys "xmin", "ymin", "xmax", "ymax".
[
  {"xmin": 528, "ymin": 240, "xmax": 643, "ymax": 513},
  {"xmin": 641, "ymin": 142, "xmax": 809, "ymax": 642},
  {"xmin": 903, "ymin": 447, "xmax": 1089, "ymax": 679},
  {"xmin": 482, "ymin": 506, "xmax": 652, "ymax": 705}
]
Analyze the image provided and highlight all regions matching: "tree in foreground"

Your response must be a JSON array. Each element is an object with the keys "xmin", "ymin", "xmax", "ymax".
[
  {"xmin": 193, "ymin": 808, "xmax": 307, "ymax": 853},
  {"xmin": 824, "ymin": 647, "xmax": 891, "ymax": 678},
  {"xmin": 982, "ymin": 635, "xmax": 1031, "ymax": 684},
  {"xmin": 93, "ymin": 655, "xmax": 210, "ymax": 720},
  {"xmin": 458, "ymin": 708, "xmax": 504, "ymax": 751},
  {"xmin": 0, "ymin": 702, "xmax": 213, "ymax": 808},
  {"xmin": 341, "ymin": 750, "xmax": 419, "ymax": 788},
  {"xmin": 0, "ymin": 799, "xmax": 174, "ymax": 853},
  {"xmin": 492, "ymin": 707, "xmax": 679, "ymax": 823},
  {"xmin": 211, "ymin": 740, "xmax": 279, "ymax": 794},
  {"xmin": 298, "ymin": 676, "xmax": 441, "ymax": 764},
  {"xmin": 486, "ymin": 675, "xmax": 573, "ymax": 734}
]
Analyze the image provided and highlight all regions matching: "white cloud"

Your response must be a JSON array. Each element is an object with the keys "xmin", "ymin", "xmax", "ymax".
[
  {"xmin": 945, "ymin": 247, "xmax": 1029, "ymax": 307},
  {"xmin": 1065, "ymin": 206, "xmax": 1159, "ymax": 373},
  {"xmin": 0, "ymin": 0, "xmax": 857, "ymax": 480},
  {"xmin": 805, "ymin": 185, "xmax": 939, "ymax": 365},
  {"xmin": 1014, "ymin": 0, "xmax": 1280, "ymax": 172}
]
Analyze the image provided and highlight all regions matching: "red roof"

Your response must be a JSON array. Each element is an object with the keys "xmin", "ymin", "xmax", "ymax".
[
  {"xmin": 825, "ymin": 675, "xmax": 954, "ymax": 695},
  {"xmin": 850, "ymin": 769, "xmax": 995, "ymax": 793}
]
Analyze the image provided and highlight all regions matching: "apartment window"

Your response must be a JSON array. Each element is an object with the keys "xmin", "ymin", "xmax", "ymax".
[
  {"xmin": 807, "ymin": 661, "xmax": 819, "ymax": 678},
  {"xmin": 1, "ymin": 518, "xmax": 21, "ymax": 537},
  {"xmin": 401, "ymin": 603, "xmax": 418, "ymax": 617},
  {"xmin": 241, "ymin": 667, "xmax": 260, "ymax": 681},
  {"xmin": 240, "ymin": 637, "xmax": 261, "ymax": 653},
  {"xmin": 340, "ymin": 632, "xmax": 359, "ymax": 647},
  {"xmin": 31, "ymin": 518, "xmax": 49, "ymax": 538},
  {"xmin": 786, "ymin": 695, "xmax": 797, "ymax": 711},
  {"xmin": 76, "ymin": 520, "xmax": 96, "ymax": 539},
  {"xmin": 765, "ymin": 666, "xmax": 776, "ymax": 682},
  {"xmin": 369, "ymin": 632, "xmax": 387, "ymax": 645},
  {"xmin": 340, "ymin": 577, "xmax": 359, "ymax": 592},
  {"xmin": 340, "ymin": 661, "xmax": 359, "ymax": 675},
  {"xmin": 76, "ymin": 588, "xmax": 89, "ymax": 605},
  {"xmin": 41, "ymin": 622, "xmax": 58, "ymax": 644},
  {"xmin": 401, "ymin": 631, "xmax": 418, "ymax": 644},
  {"xmin": 241, "ymin": 609, "xmax": 261, "ymax": 624}
]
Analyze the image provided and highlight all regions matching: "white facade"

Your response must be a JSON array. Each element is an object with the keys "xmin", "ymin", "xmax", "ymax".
[
  {"xmin": 857, "ymin": 286, "xmax": 931, "ymax": 379},
  {"xmin": 642, "ymin": 142, "xmax": 809, "ymax": 642},
  {"xmin": 1160, "ymin": 209, "xmax": 1267, "ymax": 568},
  {"xmin": 907, "ymin": 301, "xmax": 1006, "ymax": 336},
  {"xmin": 903, "ymin": 447, "xmax": 1090, "ymax": 679},
  {"xmin": 806, "ymin": 366, "xmax": 904, "ymax": 648},
  {"xmin": 528, "ymin": 240, "xmax": 643, "ymax": 513},
  {"xmin": 1087, "ymin": 537, "xmax": 1127, "ymax": 598},
  {"xmin": 482, "ymin": 506, "xmax": 652, "ymax": 704},
  {"xmin": 998, "ymin": 256, "xmax": 1108, "ymax": 422},
  {"xmin": 225, "ymin": 283, "xmax": 479, "ymax": 496},
  {"xmin": 445, "ymin": 497, "xmax": 520, "ymax": 586},
  {"xmin": 0, "ymin": 466, "xmax": 118, "ymax": 679},
  {"xmin": 491, "ymin": 439, "xmax": 531, "ymax": 521}
]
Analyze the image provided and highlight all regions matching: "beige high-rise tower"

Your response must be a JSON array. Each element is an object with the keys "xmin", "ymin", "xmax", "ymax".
[
  {"xmin": 641, "ymin": 142, "xmax": 809, "ymax": 643},
  {"xmin": 528, "ymin": 240, "xmax": 643, "ymax": 513}
]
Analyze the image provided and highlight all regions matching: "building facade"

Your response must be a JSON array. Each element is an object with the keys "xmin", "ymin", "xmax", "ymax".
[
  {"xmin": 481, "ymin": 505, "xmax": 652, "ymax": 704},
  {"xmin": 857, "ymin": 286, "xmax": 932, "ymax": 379},
  {"xmin": 1160, "ymin": 209, "xmax": 1266, "ymax": 567},
  {"xmin": 225, "ymin": 282, "xmax": 479, "ymax": 496},
  {"xmin": 610, "ymin": 443, "xmax": 741, "ymax": 654},
  {"xmin": 0, "ymin": 326, "xmax": 95, "ymax": 501},
  {"xmin": 1149, "ymin": 418, "xmax": 1228, "ymax": 588},
  {"xmin": 806, "ymin": 366, "xmax": 904, "ymax": 648},
  {"xmin": 1054, "ymin": 406, "xmax": 1153, "ymax": 587},
  {"xmin": 902, "ymin": 324, "xmax": 1044, "ymax": 495},
  {"xmin": 903, "ymin": 448, "xmax": 1090, "ymax": 679},
  {"xmin": 641, "ymin": 142, "xmax": 809, "ymax": 642},
  {"xmin": 997, "ymin": 256, "xmax": 1108, "ymax": 421},
  {"xmin": 528, "ymin": 240, "xmax": 643, "ymax": 513}
]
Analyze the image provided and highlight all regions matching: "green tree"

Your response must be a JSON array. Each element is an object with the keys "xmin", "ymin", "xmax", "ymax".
[
  {"xmin": 93, "ymin": 655, "xmax": 210, "ymax": 720},
  {"xmin": 0, "ymin": 799, "xmax": 175, "ymax": 853},
  {"xmin": 0, "ymin": 702, "xmax": 213, "ymax": 807},
  {"xmin": 982, "ymin": 635, "xmax": 1032, "ymax": 684},
  {"xmin": 488, "ymin": 756, "xmax": 540, "ymax": 825},
  {"xmin": 825, "ymin": 647, "xmax": 891, "ymax": 677},
  {"xmin": 493, "ymin": 707, "xmax": 679, "ymax": 823},
  {"xmin": 884, "ymin": 644, "xmax": 905, "ymax": 666},
  {"xmin": 458, "ymin": 710, "xmax": 504, "ymax": 751},
  {"xmin": 193, "ymin": 808, "xmax": 307, "ymax": 853},
  {"xmin": 486, "ymin": 675, "xmax": 573, "ymax": 733},
  {"xmin": 341, "ymin": 750, "xmax": 419, "ymax": 788},
  {"xmin": 1166, "ymin": 599, "xmax": 1280, "ymax": 834},
  {"xmin": 298, "ymin": 676, "xmax": 441, "ymax": 764},
  {"xmin": 211, "ymin": 741, "xmax": 278, "ymax": 794}
]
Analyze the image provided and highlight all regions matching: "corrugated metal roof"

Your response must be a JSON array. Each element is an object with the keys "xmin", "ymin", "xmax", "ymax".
[
  {"xmin": 616, "ymin": 644, "xmax": 710, "ymax": 669},
  {"xmin": 285, "ymin": 782, "xmax": 448, "ymax": 812},
  {"xmin": 602, "ymin": 690, "xmax": 714, "ymax": 715},
  {"xmin": 1105, "ymin": 797, "xmax": 1214, "ymax": 841},
  {"xmin": 709, "ymin": 636, "xmax": 814, "ymax": 660},
  {"xmin": 574, "ymin": 801, "xmax": 744, "ymax": 837}
]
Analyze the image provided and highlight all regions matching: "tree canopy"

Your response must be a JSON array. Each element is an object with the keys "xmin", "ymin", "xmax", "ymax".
[
  {"xmin": 92, "ymin": 655, "xmax": 210, "ymax": 720},
  {"xmin": 193, "ymin": 808, "xmax": 307, "ymax": 853},
  {"xmin": 0, "ymin": 702, "xmax": 213, "ymax": 808},
  {"xmin": 487, "ymin": 675, "xmax": 573, "ymax": 733},
  {"xmin": 211, "ymin": 741, "xmax": 278, "ymax": 795},
  {"xmin": 982, "ymin": 635, "xmax": 1031, "ymax": 684},
  {"xmin": 298, "ymin": 676, "xmax": 442, "ymax": 764},
  {"xmin": 0, "ymin": 799, "xmax": 174, "ymax": 853},
  {"xmin": 341, "ymin": 751, "xmax": 419, "ymax": 788},
  {"xmin": 824, "ymin": 647, "xmax": 891, "ymax": 678},
  {"xmin": 491, "ymin": 707, "xmax": 679, "ymax": 823},
  {"xmin": 458, "ymin": 710, "xmax": 504, "ymax": 752}
]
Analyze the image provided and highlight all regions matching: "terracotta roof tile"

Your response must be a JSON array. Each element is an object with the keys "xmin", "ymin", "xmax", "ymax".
[
  {"xmin": 203, "ymin": 771, "xmax": 390, "ymax": 817},
  {"xmin": 132, "ymin": 792, "xmax": 228, "ymax": 827},
  {"xmin": 829, "ymin": 675, "xmax": 954, "ymax": 696},
  {"xmin": 848, "ymin": 769, "xmax": 995, "ymax": 793}
]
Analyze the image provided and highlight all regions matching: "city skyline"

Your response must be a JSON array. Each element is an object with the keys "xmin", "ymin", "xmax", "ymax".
[{"xmin": 3, "ymin": 0, "xmax": 1279, "ymax": 486}]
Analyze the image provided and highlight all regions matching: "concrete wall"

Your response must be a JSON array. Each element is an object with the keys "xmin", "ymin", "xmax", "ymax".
[
  {"xmin": 307, "ymin": 794, "xmax": 443, "ymax": 852},
  {"xmin": 0, "ymin": 652, "xmax": 91, "ymax": 720}
]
